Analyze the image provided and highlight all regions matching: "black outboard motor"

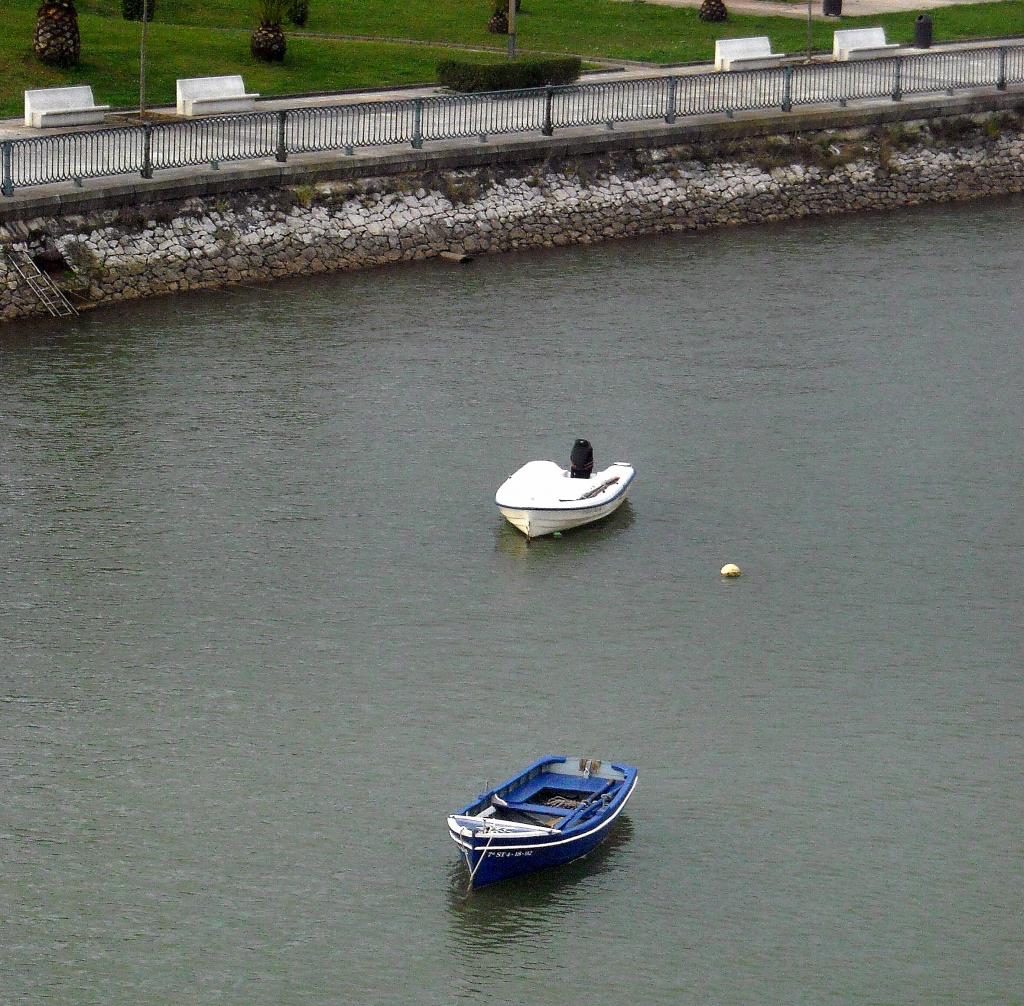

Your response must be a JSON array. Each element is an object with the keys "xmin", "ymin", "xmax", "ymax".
[{"xmin": 570, "ymin": 439, "xmax": 594, "ymax": 479}]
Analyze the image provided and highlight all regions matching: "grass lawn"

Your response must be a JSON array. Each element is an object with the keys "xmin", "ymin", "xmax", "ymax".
[
  {"xmin": 67, "ymin": 0, "xmax": 1024, "ymax": 58},
  {"xmin": 2, "ymin": 6, "xmax": 486, "ymax": 117},
  {"xmin": 4, "ymin": 0, "xmax": 1023, "ymax": 118}
]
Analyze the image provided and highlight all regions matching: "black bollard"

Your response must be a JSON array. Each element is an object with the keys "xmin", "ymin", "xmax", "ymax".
[{"xmin": 914, "ymin": 14, "xmax": 933, "ymax": 48}]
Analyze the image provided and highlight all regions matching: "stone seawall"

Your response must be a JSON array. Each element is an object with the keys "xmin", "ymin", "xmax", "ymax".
[{"xmin": 3, "ymin": 111, "xmax": 1023, "ymax": 323}]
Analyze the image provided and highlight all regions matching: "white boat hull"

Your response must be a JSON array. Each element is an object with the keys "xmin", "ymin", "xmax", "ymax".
[
  {"xmin": 497, "ymin": 494, "xmax": 630, "ymax": 538},
  {"xmin": 495, "ymin": 460, "xmax": 635, "ymax": 539}
]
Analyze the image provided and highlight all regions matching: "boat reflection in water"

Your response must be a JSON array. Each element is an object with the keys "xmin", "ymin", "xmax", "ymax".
[
  {"xmin": 445, "ymin": 816, "xmax": 635, "ymax": 941},
  {"xmin": 442, "ymin": 820, "xmax": 634, "ymax": 995}
]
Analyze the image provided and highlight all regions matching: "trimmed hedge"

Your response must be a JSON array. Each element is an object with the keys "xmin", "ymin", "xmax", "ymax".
[{"xmin": 437, "ymin": 57, "xmax": 581, "ymax": 93}]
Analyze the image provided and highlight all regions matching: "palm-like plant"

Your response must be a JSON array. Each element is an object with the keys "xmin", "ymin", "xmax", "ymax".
[
  {"xmin": 252, "ymin": 0, "xmax": 287, "ymax": 62},
  {"xmin": 487, "ymin": 1, "xmax": 508, "ymax": 35},
  {"xmin": 33, "ymin": 0, "xmax": 80, "ymax": 67},
  {"xmin": 487, "ymin": 0, "xmax": 522, "ymax": 33},
  {"xmin": 698, "ymin": 0, "xmax": 727, "ymax": 22}
]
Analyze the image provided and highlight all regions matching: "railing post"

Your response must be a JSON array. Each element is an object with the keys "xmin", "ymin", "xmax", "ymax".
[
  {"xmin": 276, "ymin": 110, "xmax": 288, "ymax": 162},
  {"xmin": 664, "ymin": 77, "xmax": 677, "ymax": 125},
  {"xmin": 892, "ymin": 56, "xmax": 903, "ymax": 101},
  {"xmin": 997, "ymin": 46, "xmax": 1007, "ymax": 90},
  {"xmin": 782, "ymin": 65, "xmax": 793, "ymax": 113},
  {"xmin": 1, "ymin": 141, "xmax": 13, "ymax": 197},
  {"xmin": 411, "ymin": 98, "xmax": 423, "ymax": 150},
  {"xmin": 542, "ymin": 86, "xmax": 554, "ymax": 136},
  {"xmin": 141, "ymin": 124, "xmax": 153, "ymax": 179}
]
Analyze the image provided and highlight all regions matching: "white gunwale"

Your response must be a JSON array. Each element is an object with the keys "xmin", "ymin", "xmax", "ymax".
[{"xmin": 447, "ymin": 773, "xmax": 638, "ymax": 851}]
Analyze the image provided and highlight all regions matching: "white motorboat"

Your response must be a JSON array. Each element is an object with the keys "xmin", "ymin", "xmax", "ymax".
[{"xmin": 495, "ymin": 440, "xmax": 635, "ymax": 539}]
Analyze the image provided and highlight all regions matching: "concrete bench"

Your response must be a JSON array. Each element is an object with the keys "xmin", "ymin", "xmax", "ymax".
[
  {"xmin": 714, "ymin": 37, "xmax": 786, "ymax": 72},
  {"xmin": 832, "ymin": 27, "xmax": 901, "ymax": 61},
  {"xmin": 24, "ymin": 86, "xmax": 109, "ymax": 128},
  {"xmin": 175, "ymin": 75, "xmax": 259, "ymax": 117}
]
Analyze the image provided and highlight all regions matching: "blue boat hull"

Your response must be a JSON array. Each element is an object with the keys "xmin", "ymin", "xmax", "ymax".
[
  {"xmin": 459, "ymin": 818, "xmax": 614, "ymax": 887},
  {"xmin": 448, "ymin": 756, "xmax": 638, "ymax": 888}
]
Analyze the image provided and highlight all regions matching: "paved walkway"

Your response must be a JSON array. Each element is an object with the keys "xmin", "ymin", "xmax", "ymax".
[
  {"xmin": 1, "ymin": 36, "xmax": 1020, "ymax": 205},
  {"xmin": 644, "ymin": 0, "xmax": 1012, "ymax": 17},
  {"xmin": 0, "ymin": 35, "xmax": 1013, "ymax": 143}
]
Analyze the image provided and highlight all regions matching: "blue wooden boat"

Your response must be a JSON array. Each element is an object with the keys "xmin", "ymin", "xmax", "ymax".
[{"xmin": 447, "ymin": 755, "xmax": 638, "ymax": 888}]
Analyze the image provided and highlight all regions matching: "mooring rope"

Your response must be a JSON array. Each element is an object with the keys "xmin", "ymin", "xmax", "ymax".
[{"xmin": 467, "ymin": 828, "xmax": 499, "ymax": 890}]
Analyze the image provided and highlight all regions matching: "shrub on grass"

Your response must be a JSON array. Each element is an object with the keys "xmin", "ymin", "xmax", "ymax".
[{"xmin": 437, "ymin": 57, "xmax": 581, "ymax": 93}]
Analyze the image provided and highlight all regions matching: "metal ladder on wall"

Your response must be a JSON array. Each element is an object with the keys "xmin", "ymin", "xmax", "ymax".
[{"xmin": 5, "ymin": 248, "xmax": 79, "ymax": 318}]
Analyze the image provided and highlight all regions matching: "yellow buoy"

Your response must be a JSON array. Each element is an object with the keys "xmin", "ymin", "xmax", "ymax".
[{"xmin": 720, "ymin": 563, "xmax": 742, "ymax": 577}]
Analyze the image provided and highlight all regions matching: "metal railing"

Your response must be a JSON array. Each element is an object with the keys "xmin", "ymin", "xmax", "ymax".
[{"xmin": 3, "ymin": 44, "xmax": 1023, "ymax": 197}]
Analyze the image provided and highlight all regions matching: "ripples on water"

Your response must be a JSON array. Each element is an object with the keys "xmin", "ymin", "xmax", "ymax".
[{"xmin": 2, "ymin": 198, "xmax": 1022, "ymax": 1005}]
